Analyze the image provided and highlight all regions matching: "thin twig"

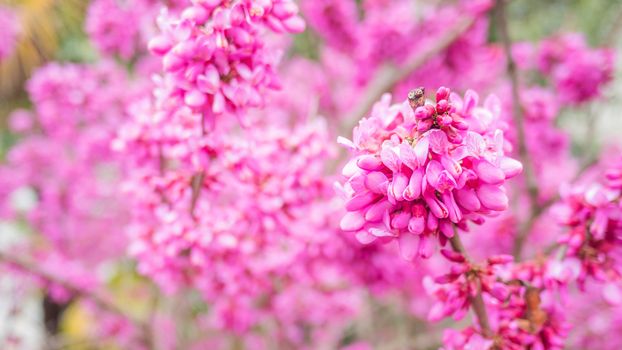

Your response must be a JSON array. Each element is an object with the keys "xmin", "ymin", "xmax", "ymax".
[
  {"xmin": 189, "ymin": 114, "xmax": 208, "ymax": 219},
  {"xmin": 495, "ymin": 0, "xmax": 540, "ymax": 260},
  {"xmin": 340, "ymin": 16, "xmax": 476, "ymax": 133},
  {"xmin": 449, "ymin": 233, "xmax": 493, "ymax": 338},
  {"xmin": 144, "ymin": 284, "xmax": 160, "ymax": 350},
  {"xmin": 189, "ymin": 171, "xmax": 205, "ymax": 219}
]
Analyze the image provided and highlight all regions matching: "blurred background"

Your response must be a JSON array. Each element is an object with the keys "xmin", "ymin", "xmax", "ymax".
[{"xmin": 1, "ymin": 0, "xmax": 622, "ymax": 349}]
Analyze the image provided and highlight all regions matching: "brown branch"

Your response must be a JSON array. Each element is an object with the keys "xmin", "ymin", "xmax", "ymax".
[
  {"xmin": 604, "ymin": 5, "xmax": 622, "ymax": 46},
  {"xmin": 340, "ymin": 16, "xmax": 476, "ymax": 133},
  {"xmin": 495, "ymin": 0, "xmax": 540, "ymax": 260},
  {"xmin": 0, "ymin": 251, "xmax": 152, "ymax": 347},
  {"xmin": 511, "ymin": 200, "xmax": 550, "ymax": 259},
  {"xmin": 189, "ymin": 114, "xmax": 208, "ymax": 219},
  {"xmin": 449, "ymin": 233, "xmax": 493, "ymax": 338},
  {"xmin": 189, "ymin": 171, "xmax": 205, "ymax": 219}
]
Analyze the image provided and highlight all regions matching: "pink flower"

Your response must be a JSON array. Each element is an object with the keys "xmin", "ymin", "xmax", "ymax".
[
  {"xmin": 86, "ymin": 0, "xmax": 154, "ymax": 59},
  {"xmin": 148, "ymin": 0, "xmax": 304, "ymax": 127},
  {"xmin": 553, "ymin": 156, "xmax": 622, "ymax": 285},
  {"xmin": 339, "ymin": 87, "xmax": 522, "ymax": 260},
  {"xmin": 301, "ymin": 0, "xmax": 360, "ymax": 51},
  {"xmin": 538, "ymin": 34, "xmax": 614, "ymax": 104}
]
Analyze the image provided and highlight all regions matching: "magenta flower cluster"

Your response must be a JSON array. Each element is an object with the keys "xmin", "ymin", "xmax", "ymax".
[
  {"xmin": 339, "ymin": 87, "xmax": 522, "ymax": 260},
  {"xmin": 148, "ymin": 0, "xmax": 304, "ymax": 126},
  {"xmin": 537, "ymin": 34, "xmax": 614, "ymax": 104},
  {"xmin": 554, "ymin": 156, "xmax": 622, "ymax": 284}
]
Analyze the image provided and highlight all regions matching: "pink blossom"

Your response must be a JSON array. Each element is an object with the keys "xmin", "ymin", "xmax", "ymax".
[
  {"xmin": 552, "ymin": 156, "xmax": 622, "ymax": 285},
  {"xmin": 148, "ymin": 0, "xmax": 304, "ymax": 127},
  {"xmin": 538, "ymin": 34, "xmax": 614, "ymax": 104},
  {"xmin": 339, "ymin": 87, "xmax": 522, "ymax": 260},
  {"xmin": 1, "ymin": 61, "xmax": 132, "ymax": 265},
  {"xmin": 301, "ymin": 0, "xmax": 360, "ymax": 51},
  {"xmin": 86, "ymin": 0, "xmax": 188, "ymax": 60}
]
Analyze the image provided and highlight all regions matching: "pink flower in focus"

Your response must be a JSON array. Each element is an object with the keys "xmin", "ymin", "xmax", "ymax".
[{"xmin": 338, "ymin": 87, "xmax": 522, "ymax": 260}]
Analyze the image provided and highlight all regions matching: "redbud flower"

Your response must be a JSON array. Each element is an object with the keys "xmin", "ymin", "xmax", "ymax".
[
  {"xmin": 86, "ymin": 0, "xmax": 153, "ymax": 59},
  {"xmin": 149, "ymin": 0, "xmax": 305, "ymax": 127},
  {"xmin": 537, "ymin": 34, "xmax": 614, "ymax": 104},
  {"xmin": 338, "ymin": 87, "xmax": 522, "ymax": 260},
  {"xmin": 553, "ymin": 156, "xmax": 622, "ymax": 284}
]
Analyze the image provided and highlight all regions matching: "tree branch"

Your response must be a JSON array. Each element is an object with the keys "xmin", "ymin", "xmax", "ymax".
[
  {"xmin": 340, "ymin": 16, "xmax": 476, "ymax": 133},
  {"xmin": 495, "ymin": 0, "xmax": 540, "ymax": 260},
  {"xmin": 189, "ymin": 171, "xmax": 205, "ymax": 219},
  {"xmin": 604, "ymin": 5, "xmax": 622, "ymax": 46}
]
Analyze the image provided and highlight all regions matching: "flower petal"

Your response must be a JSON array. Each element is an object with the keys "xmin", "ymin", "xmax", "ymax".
[
  {"xmin": 476, "ymin": 184, "xmax": 508, "ymax": 211},
  {"xmin": 398, "ymin": 233, "xmax": 418, "ymax": 261},
  {"xmin": 340, "ymin": 211, "xmax": 366, "ymax": 231}
]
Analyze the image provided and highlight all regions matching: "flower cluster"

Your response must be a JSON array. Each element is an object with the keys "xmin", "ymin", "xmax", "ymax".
[
  {"xmin": 148, "ymin": 0, "xmax": 304, "ymax": 126},
  {"xmin": 430, "ymin": 249, "xmax": 573, "ymax": 349},
  {"xmin": 553, "ymin": 155, "xmax": 622, "ymax": 285},
  {"xmin": 118, "ymin": 113, "xmax": 364, "ymax": 344},
  {"xmin": 339, "ymin": 87, "xmax": 522, "ymax": 260},
  {"xmin": 505, "ymin": 34, "xmax": 614, "ymax": 203},
  {"xmin": 537, "ymin": 34, "xmax": 614, "ymax": 104},
  {"xmin": 0, "ymin": 62, "xmax": 132, "ymax": 265},
  {"xmin": 86, "ymin": 0, "xmax": 159, "ymax": 59},
  {"xmin": 426, "ymin": 250, "xmax": 513, "ymax": 322}
]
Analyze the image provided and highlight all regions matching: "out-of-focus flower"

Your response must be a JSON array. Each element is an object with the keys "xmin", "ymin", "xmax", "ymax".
[
  {"xmin": 538, "ymin": 34, "xmax": 614, "ymax": 104},
  {"xmin": 553, "ymin": 156, "xmax": 622, "ymax": 285},
  {"xmin": 148, "ymin": 0, "xmax": 304, "ymax": 127}
]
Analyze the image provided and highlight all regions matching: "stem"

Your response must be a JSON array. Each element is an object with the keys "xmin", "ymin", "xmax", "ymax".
[
  {"xmin": 340, "ymin": 16, "xmax": 476, "ymax": 133},
  {"xmin": 0, "ymin": 251, "xmax": 152, "ymax": 347},
  {"xmin": 604, "ymin": 5, "xmax": 622, "ymax": 45},
  {"xmin": 189, "ymin": 113, "xmax": 208, "ymax": 219},
  {"xmin": 495, "ymin": 0, "xmax": 539, "ymax": 260},
  {"xmin": 43, "ymin": 295, "xmax": 68, "ymax": 342},
  {"xmin": 189, "ymin": 171, "xmax": 205, "ymax": 219},
  {"xmin": 448, "ymin": 233, "xmax": 493, "ymax": 338}
]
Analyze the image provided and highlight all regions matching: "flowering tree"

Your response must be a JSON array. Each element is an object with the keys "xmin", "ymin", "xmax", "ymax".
[{"xmin": 0, "ymin": 0, "xmax": 620, "ymax": 349}]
